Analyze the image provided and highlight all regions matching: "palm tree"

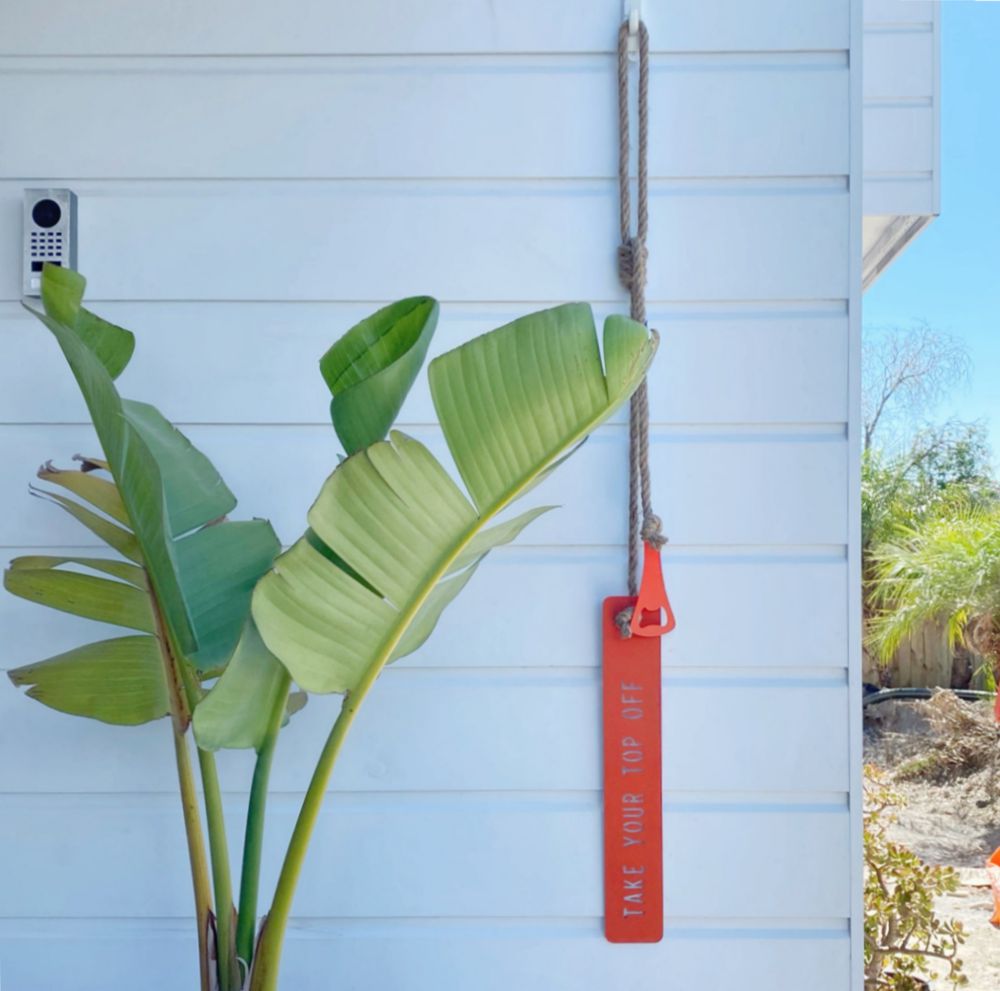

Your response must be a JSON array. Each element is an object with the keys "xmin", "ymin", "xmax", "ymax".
[{"xmin": 867, "ymin": 500, "xmax": 1000, "ymax": 691}]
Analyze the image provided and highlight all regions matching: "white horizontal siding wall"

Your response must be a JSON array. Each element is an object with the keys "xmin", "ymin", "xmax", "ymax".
[
  {"xmin": 0, "ymin": 3, "xmax": 861, "ymax": 990},
  {"xmin": 860, "ymin": 0, "xmax": 939, "ymax": 286},
  {"xmin": 863, "ymin": 0, "xmax": 940, "ymax": 217}
]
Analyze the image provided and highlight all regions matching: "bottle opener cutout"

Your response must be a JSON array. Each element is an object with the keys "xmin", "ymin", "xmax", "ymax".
[{"xmin": 630, "ymin": 541, "xmax": 676, "ymax": 638}]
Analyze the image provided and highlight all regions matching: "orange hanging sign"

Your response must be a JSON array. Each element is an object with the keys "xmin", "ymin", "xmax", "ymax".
[{"xmin": 602, "ymin": 542, "xmax": 672, "ymax": 943}]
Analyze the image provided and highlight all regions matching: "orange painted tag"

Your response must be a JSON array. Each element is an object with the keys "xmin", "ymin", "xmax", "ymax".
[{"xmin": 602, "ymin": 594, "xmax": 664, "ymax": 943}]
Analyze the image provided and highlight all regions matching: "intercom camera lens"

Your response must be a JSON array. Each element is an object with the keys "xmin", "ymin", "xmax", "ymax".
[{"xmin": 32, "ymin": 198, "xmax": 62, "ymax": 229}]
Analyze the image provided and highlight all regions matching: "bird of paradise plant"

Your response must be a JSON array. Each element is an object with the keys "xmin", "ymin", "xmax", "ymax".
[{"xmin": 6, "ymin": 264, "xmax": 655, "ymax": 989}]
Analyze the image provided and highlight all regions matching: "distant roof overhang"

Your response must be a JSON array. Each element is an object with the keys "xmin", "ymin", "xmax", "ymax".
[
  {"xmin": 861, "ymin": 0, "xmax": 940, "ymax": 291},
  {"xmin": 862, "ymin": 214, "xmax": 933, "ymax": 289}
]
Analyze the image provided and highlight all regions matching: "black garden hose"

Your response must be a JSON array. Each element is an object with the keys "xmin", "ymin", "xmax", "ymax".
[{"xmin": 862, "ymin": 686, "xmax": 995, "ymax": 707}]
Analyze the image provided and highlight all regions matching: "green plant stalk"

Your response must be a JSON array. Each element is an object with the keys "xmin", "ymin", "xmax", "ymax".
[
  {"xmin": 171, "ymin": 727, "xmax": 215, "ymax": 991},
  {"xmin": 175, "ymin": 636, "xmax": 245, "ymax": 991},
  {"xmin": 198, "ymin": 746, "xmax": 240, "ymax": 991},
  {"xmin": 236, "ymin": 671, "xmax": 291, "ymax": 968},
  {"xmin": 151, "ymin": 603, "xmax": 214, "ymax": 991},
  {"xmin": 174, "ymin": 644, "xmax": 240, "ymax": 991},
  {"xmin": 247, "ymin": 686, "xmax": 365, "ymax": 991}
]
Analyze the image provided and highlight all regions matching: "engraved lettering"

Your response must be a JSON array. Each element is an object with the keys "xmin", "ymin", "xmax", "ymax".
[{"xmin": 604, "ymin": 616, "xmax": 662, "ymax": 939}]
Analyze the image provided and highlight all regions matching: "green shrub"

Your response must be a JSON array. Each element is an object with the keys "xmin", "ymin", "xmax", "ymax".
[{"xmin": 864, "ymin": 767, "xmax": 967, "ymax": 990}]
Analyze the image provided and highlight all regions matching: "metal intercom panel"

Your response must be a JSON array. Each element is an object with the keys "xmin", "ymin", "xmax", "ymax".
[{"xmin": 23, "ymin": 189, "xmax": 77, "ymax": 297}]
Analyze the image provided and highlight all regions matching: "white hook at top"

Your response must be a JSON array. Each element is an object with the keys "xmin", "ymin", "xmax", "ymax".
[{"xmin": 624, "ymin": 0, "xmax": 641, "ymax": 61}]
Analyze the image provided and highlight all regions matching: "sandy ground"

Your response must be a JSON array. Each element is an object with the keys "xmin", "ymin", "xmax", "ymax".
[{"xmin": 865, "ymin": 701, "xmax": 1000, "ymax": 989}]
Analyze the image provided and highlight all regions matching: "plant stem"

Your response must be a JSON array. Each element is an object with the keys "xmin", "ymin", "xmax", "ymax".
[
  {"xmin": 170, "ymin": 724, "xmax": 215, "ymax": 991},
  {"xmin": 173, "ymin": 649, "xmax": 239, "ymax": 990},
  {"xmin": 152, "ymin": 601, "xmax": 214, "ymax": 991},
  {"xmin": 248, "ymin": 682, "xmax": 371, "ymax": 991},
  {"xmin": 198, "ymin": 747, "xmax": 240, "ymax": 991},
  {"xmin": 237, "ymin": 672, "xmax": 291, "ymax": 968}
]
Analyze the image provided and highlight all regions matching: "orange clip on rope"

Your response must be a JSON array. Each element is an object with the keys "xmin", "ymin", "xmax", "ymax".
[{"xmin": 629, "ymin": 541, "xmax": 676, "ymax": 638}]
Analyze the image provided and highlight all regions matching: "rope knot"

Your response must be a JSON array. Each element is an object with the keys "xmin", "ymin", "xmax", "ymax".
[
  {"xmin": 614, "ymin": 605, "xmax": 635, "ymax": 640},
  {"xmin": 641, "ymin": 513, "xmax": 667, "ymax": 550},
  {"xmin": 617, "ymin": 237, "xmax": 648, "ymax": 292}
]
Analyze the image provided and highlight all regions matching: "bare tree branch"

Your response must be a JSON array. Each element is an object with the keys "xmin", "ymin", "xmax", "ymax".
[{"xmin": 862, "ymin": 322, "xmax": 970, "ymax": 451}]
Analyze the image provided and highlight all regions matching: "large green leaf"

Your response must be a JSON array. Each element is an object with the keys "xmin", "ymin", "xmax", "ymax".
[
  {"xmin": 193, "ymin": 622, "xmax": 290, "ymax": 751},
  {"xmin": 253, "ymin": 305, "xmax": 654, "ymax": 697},
  {"xmin": 428, "ymin": 302, "xmax": 652, "ymax": 514},
  {"xmin": 26, "ymin": 268, "xmax": 245, "ymax": 655},
  {"xmin": 12, "ymin": 267, "xmax": 284, "ymax": 738},
  {"xmin": 7, "ymin": 554, "xmax": 146, "ymax": 588},
  {"xmin": 4, "ymin": 563, "xmax": 155, "ymax": 632},
  {"xmin": 6, "ymin": 515, "xmax": 280, "ymax": 728},
  {"xmin": 8, "ymin": 636, "xmax": 168, "ymax": 725},
  {"xmin": 251, "ymin": 538, "xmax": 394, "ymax": 694},
  {"xmin": 29, "ymin": 302, "xmax": 194, "ymax": 649},
  {"xmin": 122, "ymin": 400, "xmax": 235, "ymax": 537},
  {"xmin": 175, "ymin": 520, "xmax": 282, "ymax": 673},
  {"xmin": 319, "ymin": 296, "xmax": 438, "ymax": 454}
]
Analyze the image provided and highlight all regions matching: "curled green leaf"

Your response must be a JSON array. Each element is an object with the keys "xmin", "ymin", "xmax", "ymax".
[
  {"xmin": 319, "ymin": 296, "xmax": 438, "ymax": 454},
  {"xmin": 38, "ymin": 265, "xmax": 135, "ymax": 380}
]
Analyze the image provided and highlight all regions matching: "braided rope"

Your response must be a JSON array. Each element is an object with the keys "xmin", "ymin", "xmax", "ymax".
[{"xmin": 616, "ymin": 20, "xmax": 665, "ymax": 628}]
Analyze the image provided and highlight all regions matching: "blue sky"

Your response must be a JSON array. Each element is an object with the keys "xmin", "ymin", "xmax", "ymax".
[{"xmin": 863, "ymin": 2, "xmax": 1000, "ymax": 453}]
